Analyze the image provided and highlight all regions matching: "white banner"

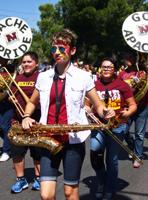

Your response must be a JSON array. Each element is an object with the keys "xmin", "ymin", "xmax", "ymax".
[
  {"xmin": 0, "ymin": 17, "xmax": 32, "ymax": 59},
  {"xmin": 122, "ymin": 11, "xmax": 148, "ymax": 53}
]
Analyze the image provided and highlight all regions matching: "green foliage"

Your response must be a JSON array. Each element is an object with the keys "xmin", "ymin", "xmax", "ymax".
[
  {"xmin": 31, "ymin": 0, "xmax": 148, "ymax": 64},
  {"xmin": 31, "ymin": 3, "xmax": 63, "ymax": 62}
]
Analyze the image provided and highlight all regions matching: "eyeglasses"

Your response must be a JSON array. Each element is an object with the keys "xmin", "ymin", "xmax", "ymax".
[
  {"xmin": 101, "ymin": 65, "xmax": 114, "ymax": 70},
  {"xmin": 50, "ymin": 46, "xmax": 66, "ymax": 54}
]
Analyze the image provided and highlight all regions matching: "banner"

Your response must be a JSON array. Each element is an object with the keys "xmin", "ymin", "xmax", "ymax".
[
  {"xmin": 122, "ymin": 11, "xmax": 148, "ymax": 53},
  {"xmin": 0, "ymin": 17, "xmax": 32, "ymax": 59}
]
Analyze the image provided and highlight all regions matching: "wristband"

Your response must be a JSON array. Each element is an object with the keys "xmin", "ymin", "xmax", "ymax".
[{"xmin": 22, "ymin": 115, "xmax": 30, "ymax": 119}]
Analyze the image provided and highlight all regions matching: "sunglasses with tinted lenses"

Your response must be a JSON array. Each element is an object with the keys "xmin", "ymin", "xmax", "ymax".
[{"xmin": 50, "ymin": 46, "xmax": 66, "ymax": 54}]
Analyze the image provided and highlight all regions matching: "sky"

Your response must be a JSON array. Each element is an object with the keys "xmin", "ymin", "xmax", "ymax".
[
  {"xmin": 0, "ymin": 0, "xmax": 59, "ymax": 30},
  {"xmin": 0, "ymin": 0, "xmax": 147, "ymax": 30}
]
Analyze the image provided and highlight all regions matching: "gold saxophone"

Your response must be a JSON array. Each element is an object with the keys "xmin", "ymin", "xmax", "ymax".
[
  {"xmin": 0, "ymin": 67, "xmax": 67, "ymax": 154},
  {"xmin": 8, "ymin": 122, "xmax": 107, "ymax": 154}
]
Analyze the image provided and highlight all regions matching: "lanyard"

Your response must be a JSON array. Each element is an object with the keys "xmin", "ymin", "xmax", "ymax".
[{"xmin": 54, "ymin": 72, "xmax": 66, "ymax": 123}]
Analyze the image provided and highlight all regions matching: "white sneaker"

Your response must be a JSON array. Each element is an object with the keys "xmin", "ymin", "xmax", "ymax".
[
  {"xmin": 0, "ymin": 153, "xmax": 10, "ymax": 161},
  {"xmin": 128, "ymin": 154, "xmax": 133, "ymax": 159}
]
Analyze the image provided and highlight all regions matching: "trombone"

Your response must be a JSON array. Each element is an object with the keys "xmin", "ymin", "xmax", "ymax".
[
  {"xmin": 0, "ymin": 67, "xmax": 30, "ymax": 117},
  {"xmin": 84, "ymin": 96, "xmax": 142, "ymax": 164},
  {"xmin": 85, "ymin": 109, "xmax": 142, "ymax": 164}
]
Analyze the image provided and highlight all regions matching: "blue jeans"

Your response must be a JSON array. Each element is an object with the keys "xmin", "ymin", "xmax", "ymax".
[
  {"xmin": 128, "ymin": 106, "xmax": 148, "ymax": 158},
  {"xmin": 0, "ymin": 100, "xmax": 13, "ymax": 154},
  {"xmin": 90, "ymin": 124, "xmax": 127, "ymax": 193}
]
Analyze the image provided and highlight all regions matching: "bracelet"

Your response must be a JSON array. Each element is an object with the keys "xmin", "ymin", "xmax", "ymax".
[{"xmin": 22, "ymin": 115, "xmax": 30, "ymax": 119}]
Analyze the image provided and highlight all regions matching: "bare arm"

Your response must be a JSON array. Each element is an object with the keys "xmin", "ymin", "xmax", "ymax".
[
  {"xmin": 22, "ymin": 88, "xmax": 40, "ymax": 129},
  {"xmin": 121, "ymin": 97, "xmax": 137, "ymax": 118},
  {"xmin": 24, "ymin": 88, "xmax": 39, "ymax": 115}
]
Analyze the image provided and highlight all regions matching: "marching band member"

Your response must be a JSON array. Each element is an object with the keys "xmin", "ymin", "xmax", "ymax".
[
  {"xmin": 10, "ymin": 51, "xmax": 41, "ymax": 193},
  {"xmin": 90, "ymin": 57, "xmax": 137, "ymax": 200},
  {"xmin": 118, "ymin": 52, "xmax": 148, "ymax": 168},
  {"xmin": 22, "ymin": 29, "xmax": 115, "ymax": 200}
]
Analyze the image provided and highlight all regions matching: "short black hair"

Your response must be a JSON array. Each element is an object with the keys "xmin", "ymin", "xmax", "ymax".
[{"xmin": 100, "ymin": 57, "xmax": 118, "ymax": 69}]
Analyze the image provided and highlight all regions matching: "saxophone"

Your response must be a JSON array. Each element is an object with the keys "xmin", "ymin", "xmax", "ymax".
[{"xmin": 8, "ymin": 122, "xmax": 108, "ymax": 154}]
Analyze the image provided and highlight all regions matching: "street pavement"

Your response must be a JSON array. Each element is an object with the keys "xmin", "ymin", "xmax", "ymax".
[{"xmin": 0, "ymin": 121, "xmax": 148, "ymax": 200}]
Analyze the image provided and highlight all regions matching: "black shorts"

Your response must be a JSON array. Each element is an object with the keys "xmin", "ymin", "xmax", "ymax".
[{"xmin": 11, "ymin": 143, "xmax": 42, "ymax": 161}]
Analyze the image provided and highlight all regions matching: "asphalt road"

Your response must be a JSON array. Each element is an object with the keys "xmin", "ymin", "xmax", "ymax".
[{"xmin": 0, "ymin": 121, "xmax": 148, "ymax": 200}]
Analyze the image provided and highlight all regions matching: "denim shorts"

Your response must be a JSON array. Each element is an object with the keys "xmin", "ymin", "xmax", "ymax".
[{"xmin": 40, "ymin": 142, "xmax": 85, "ymax": 185}]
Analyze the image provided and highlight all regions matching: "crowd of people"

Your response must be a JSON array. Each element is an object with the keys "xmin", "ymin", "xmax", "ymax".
[{"xmin": 0, "ymin": 28, "xmax": 147, "ymax": 200}]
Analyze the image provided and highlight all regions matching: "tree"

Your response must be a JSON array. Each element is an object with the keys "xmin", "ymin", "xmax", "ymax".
[
  {"xmin": 31, "ymin": 0, "xmax": 148, "ymax": 64},
  {"xmin": 31, "ymin": 3, "xmax": 63, "ymax": 62},
  {"xmin": 58, "ymin": 0, "xmax": 147, "ymax": 62}
]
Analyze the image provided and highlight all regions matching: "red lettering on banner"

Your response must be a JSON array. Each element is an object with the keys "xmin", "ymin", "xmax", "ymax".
[
  {"xmin": 138, "ymin": 25, "xmax": 148, "ymax": 34},
  {"xmin": 6, "ymin": 32, "xmax": 17, "ymax": 42}
]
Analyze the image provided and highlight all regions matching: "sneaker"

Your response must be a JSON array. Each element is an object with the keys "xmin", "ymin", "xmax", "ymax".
[
  {"xmin": 133, "ymin": 160, "xmax": 141, "ymax": 168},
  {"xmin": 11, "ymin": 178, "xmax": 28, "ymax": 193},
  {"xmin": 0, "ymin": 153, "xmax": 10, "ymax": 162},
  {"xmin": 128, "ymin": 154, "xmax": 133, "ymax": 159},
  {"xmin": 32, "ymin": 179, "xmax": 40, "ymax": 191}
]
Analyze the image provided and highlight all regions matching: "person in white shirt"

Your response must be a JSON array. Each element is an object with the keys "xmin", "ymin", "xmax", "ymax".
[{"xmin": 22, "ymin": 29, "xmax": 115, "ymax": 200}]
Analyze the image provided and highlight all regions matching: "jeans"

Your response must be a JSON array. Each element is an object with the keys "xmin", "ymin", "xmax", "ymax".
[
  {"xmin": 90, "ymin": 124, "xmax": 127, "ymax": 193},
  {"xmin": 128, "ymin": 106, "xmax": 148, "ymax": 158},
  {"xmin": 0, "ymin": 100, "xmax": 13, "ymax": 154}
]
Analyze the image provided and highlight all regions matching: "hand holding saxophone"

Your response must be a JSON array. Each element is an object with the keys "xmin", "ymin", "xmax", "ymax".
[{"xmin": 22, "ymin": 116, "xmax": 36, "ymax": 129}]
